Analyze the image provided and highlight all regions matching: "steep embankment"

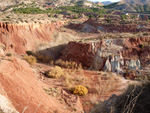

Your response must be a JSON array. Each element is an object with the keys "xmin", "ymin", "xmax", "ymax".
[
  {"xmin": 60, "ymin": 37, "xmax": 150, "ymax": 73},
  {"xmin": 0, "ymin": 21, "xmax": 64, "ymax": 54},
  {"xmin": 0, "ymin": 57, "xmax": 73, "ymax": 113}
]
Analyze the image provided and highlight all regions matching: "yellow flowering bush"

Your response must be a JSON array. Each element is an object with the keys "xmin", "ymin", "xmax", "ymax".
[{"xmin": 73, "ymin": 85, "xmax": 88, "ymax": 96}]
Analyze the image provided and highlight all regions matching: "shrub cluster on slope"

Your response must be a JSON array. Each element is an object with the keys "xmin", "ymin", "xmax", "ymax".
[
  {"xmin": 13, "ymin": 5, "xmax": 106, "ymax": 15},
  {"xmin": 13, "ymin": 7, "xmax": 48, "ymax": 14},
  {"xmin": 55, "ymin": 59, "xmax": 82, "ymax": 69},
  {"xmin": 58, "ymin": 5, "xmax": 106, "ymax": 14}
]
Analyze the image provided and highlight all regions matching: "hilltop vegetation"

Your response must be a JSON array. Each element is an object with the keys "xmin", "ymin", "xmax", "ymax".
[
  {"xmin": 1, "ymin": 0, "xmax": 150, "ymax": 13},
  {"xmin": 13, "ymin": 5, "xmax": 106, "ymax": 14},
  {"xmin": 10, "ymin": 2, "xmax": 106, "ymax": 17}
]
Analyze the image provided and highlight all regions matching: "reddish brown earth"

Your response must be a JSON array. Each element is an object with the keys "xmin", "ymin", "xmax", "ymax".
[
  {"xmin": 0, "ymin": 21, "xmax": 64, "ymax": 54},
  {"xmin": 35, "ymin": 63, "xmax": 129, "ymax": 113},
  {"xmin": 0, "ymin": 17, "xmax": 148, "ymax": 113},
  {"xmin": 0, "ymin": 57, "xmax": 74, "ymax": 113},
  {"xmin": 0, "ymin": 56, "xmax": 129, "ymax": 113}
]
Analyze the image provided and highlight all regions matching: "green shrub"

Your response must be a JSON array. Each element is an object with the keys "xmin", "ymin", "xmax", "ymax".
[
  {"xmin": 73, "ymin": 85, "xmax": 88, "ymax": 96},
  {"xmin": 143, "ymin": 32, "xmax": 149, "ymax": 36},
  {"xmin": 131, "ymin": 15, "xmax": 136, "ymax": 19},
  {"xmin": 139, "ymin": 44, "xmax": 144, "ymax": 48},
  {"xmin": 88, "ymin": 15, "xmax": 95, "ymax": 18},
  {"xmin": 99, "ymin": 14, "xmax": 104, "ymax": 18},
  {"xmin": 74, "ymin": 16, "xmax": 79, "ymax": 19},
  {"xmin": 13, "ymin": 7, "xmax": 46, "ymax": 14},
  {"xmin": 46, "ymin": 66, "xmax": 64, "ymax": 79},
  {"xmin": 121, "ymin": 14, "xmax": 127, "ymax": 21},
  {"xmin": 26, "ymin": 51, "xmax": 33, "ymax": 56},
  {"xmin": 105, "ymin": 17, "xmax": 111, "ymax": 22},
  {"xmin": 23, "ymin": 55, "xmax": 36, "ymax": 65},
  {"xmin": 6, "ymin": 53, "xmax": 12, "ymax": 57}
]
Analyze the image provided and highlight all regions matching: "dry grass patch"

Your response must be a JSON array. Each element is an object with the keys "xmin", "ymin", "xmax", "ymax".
[
  {"xmin": 89, "ymin": 94, "xmax": 99, "ymax": 105},
  {"xmin": 63, "ymin": 69, "xmax": 88, "ymax": 88},
  {"xmin": 89, "ymin": 74, "xmax": 122, "ymax": 95},
  {"xmin": 46, "ymin": 66, "xmax": 64, "ymax": 79},
  {"xmin": 90, "ymin": 82, "xmax": 150, "ymax": 113},
  {"xmin": 55, "ymin": 59, "xmax": 82, "ymax": 69},
  {"xmin": 23, "ymin": 55, "xmax": 36, "ymax": 65}
]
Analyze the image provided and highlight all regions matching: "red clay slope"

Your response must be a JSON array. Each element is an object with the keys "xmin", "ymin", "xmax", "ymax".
[
  {"xmin": 0, "ymin": 57, "xmax": 70, "ymax": 113},
  {"xmin": 0, "ymin": 21, "xmax": 64, "ymax": 54}
]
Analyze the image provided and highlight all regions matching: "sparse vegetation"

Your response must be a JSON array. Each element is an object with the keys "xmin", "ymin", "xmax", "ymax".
[
  {"xmin": 121, "ymin": 14, "xmax": 127, "ymax": 21},
  {"xmin": 44, "ymin": 87, "xmax": 60, "ymax": 97},
  {"xmin": 55, "ymin": 59, "xmax": 82, "ymax": 69},
  {"xmin": 89, "ymin": 94, "xmax": 99, "ymax": 105},
  {"xmin": 63, "ymin": 69, "xmax": 86, "ymax": 87},
  {"xmin": 143, "ymin": 32, "xmax": 149, "ymax": 36},
  {"xmin": 139, "ymin": 44, "xmax": 144, "ymax": 48},
  {"xmin": 105, "ymin": 17, "xmax": 111, "ymax": 22},
  {"xmin": 91, "ymin": 82, "xmax": 150, "ymax": 113},
  {"xmin": 91, "ymin": 74, "xmax": 121, "ymax": 95},
  {"xmin": 99, "ymin": 14, "xmax": 104, "ymax": 18},
  {"xmin": 104, "ymin": 2, "xmax": 119, "ymax": 9}
]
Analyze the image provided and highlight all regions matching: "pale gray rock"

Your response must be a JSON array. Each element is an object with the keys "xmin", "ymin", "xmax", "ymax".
[{"xmin": 103, "ymin": 58, "xmax": 111, "ymax": 72}]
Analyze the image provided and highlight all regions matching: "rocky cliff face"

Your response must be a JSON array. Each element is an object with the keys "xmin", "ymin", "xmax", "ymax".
[
  {"xmin": 0, "ymin": 21, "xmax": 64, "ymax": 54},
  {"xmin": 61, "ymin": 37, "xmax": 150, "ymax": 73}
]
